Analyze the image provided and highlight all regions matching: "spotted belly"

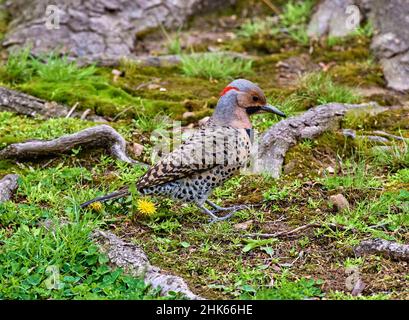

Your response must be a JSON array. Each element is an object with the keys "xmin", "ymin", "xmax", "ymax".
[{"xmin": 140, "ymin": 164, "xmax": 242, "ymax": 204}]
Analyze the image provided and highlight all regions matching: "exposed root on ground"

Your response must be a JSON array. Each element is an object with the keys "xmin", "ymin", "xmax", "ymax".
[
  {"xmin": 0, "ymin": 86, "xmax": 104, "ymax": 121},
  {"xmin": 0, "ymin": 125, "xmax": 146, "ymax": 166},
  {"xmin": 93, "ymin": 230, "xmax": 204, "ymax": 300},
  {"xmin": 257, "ymin": 103, "xmax": 382, "ymax": 177},
  {"xmin": 355, "ymin": 239, "xmax": 409, "ymax": 262},
  {"xmin": 0, "ymin": 174, "xmax": 19, "ymax": 203}
]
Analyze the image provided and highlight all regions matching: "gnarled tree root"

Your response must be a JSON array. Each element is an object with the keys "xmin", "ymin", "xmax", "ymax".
[
  {"xmin": 0, "ymin": 174, "xmax": 19, "ymax": 203},
  {"xmin": 93, "ymin": 230, "xmax": 204, "ymax": 300},
  {"xmin": 257, "ymin": 103, "xmax": 381, "ymax": 177},
  {"xmin": 354, "ymin": 239, "xmax": 409, "ymax": 262},
  {"xmin": 0, "ymin": 124, "xmax": 145, "ymax": 166},
  {"xmin": 0, "ymin": 86, "xmax": 104, "ymax": 121}
]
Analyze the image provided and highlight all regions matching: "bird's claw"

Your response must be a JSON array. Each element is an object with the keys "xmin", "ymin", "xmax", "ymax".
[
  {"xmin": 208, "ymin": 211, "xmax": 235, "ymax": 223},
  {"xmin": 199, "ymin": 203, "xmax": 250, "ymax": 223},
  {"xmin": 208, "ymin": 206, "xmax": 248, "ymax": 223}
]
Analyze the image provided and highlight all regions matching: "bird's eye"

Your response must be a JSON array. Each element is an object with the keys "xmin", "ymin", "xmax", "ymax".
[{"xmin": 252, "ymin": 96, "xmax": 259, "ymax": 102}]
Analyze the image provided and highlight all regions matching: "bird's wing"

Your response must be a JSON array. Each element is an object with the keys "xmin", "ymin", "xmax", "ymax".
[{"xmin": 136, "ymin": 126, "xmax": 247, "ymax": 189}]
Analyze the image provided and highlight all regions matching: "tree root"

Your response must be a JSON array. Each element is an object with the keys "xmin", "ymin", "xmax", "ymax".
[
  {"xmin": 0, "ymin": 125, "xmax": 146, "ymax": 166},
  {"xmin": 0, "ymin": 174, "xmax": 19, "ymax": 203},
  {"xmin": 256, "ymin": 103, "xmax": 381, "ymax": 177},
  {"xmin": 93, "ymin": 230, "xmax": 204, "ymax": 300},
  {"xmin": 354, "ymin": 239, "xmax": 409, "ymax": 262},
  {"xmin": 0, "ymin": 86, "xmax": 104, "ymax": 121}
]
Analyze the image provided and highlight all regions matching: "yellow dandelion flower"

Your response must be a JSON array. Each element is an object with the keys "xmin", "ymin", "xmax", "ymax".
[
  {"xmin": 137, "ymin": 198, "xmax": 156, "ymax": 216},
  {"xmin": 88, "ymin": 201, "xmax": 103, "ymax": 212}
]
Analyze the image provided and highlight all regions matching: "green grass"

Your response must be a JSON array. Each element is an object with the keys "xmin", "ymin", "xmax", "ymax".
[
  {"xmin": 326, "ymin": 22, "xmax": 373, "ymax": 48},
  {"xmin": 281, "ymin": 0, "xmax": 315, "ymax": 27},
  {"xmin": 0, "ymin": 112, "xmax": 94, "ymax": 147},
  {"xmin": 296, "ymin": 72, "xmax": 360, "ymax": 107},
  {"xmin": 0, "ymin": 50, "xmax": 97, "ymax": 84},
  {"xmin": 390, "ymin": 168, "xmax": 409, "ymax": 184},
  {"xmin": 1, "ymin": 111, "xmax": 406, "ymax": 299},
  {"xmin": 0, "ymin": 162, "xmax": 172, "ymax": 299},
  {"xmin": 242, "ymin": 273, "xmax": 323, "ymax": 300},
  {"xmin": 320, "ymin": 161, "xmax": 382, "ymax": 190},
  {"xmin": 237, "ymin": 17, "xmax": 277, "ymax": 38},
  {"xmin": 328, "ymin": 190, "xmax": 408, "ymax": 238},
  {"xmin": 280, "ymin": 0, "xmax": 315, "ymax": 45},
  {"xmin": 0, "ymin": 48, "xmax": 34, "ymax": 83},
  {"xmin": 0, "ymin": 50, "xmax": 185, "ymax": 119},
  {"xmin": 370, "ymin": 141, "xmax": 409, "ymax": 171},
  {"xmin": 235, "ymin": 1, "xmax": 314, "ymax": 45},
  {"xmin": 180, "ymin": 53, "xmax": 253, "ymax": 79},
  {"xmin": 167, "ymin": 36, "xmax": 182, "ymax": 55},
  {"xmin": 327, "ymin": 291, "xmax": 390, "ymax": 300}
]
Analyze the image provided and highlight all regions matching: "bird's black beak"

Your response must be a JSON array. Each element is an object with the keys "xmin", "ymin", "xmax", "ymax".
[{"xmin": 261, "ymin": 104, "xmax": 286, "ymax": 117}]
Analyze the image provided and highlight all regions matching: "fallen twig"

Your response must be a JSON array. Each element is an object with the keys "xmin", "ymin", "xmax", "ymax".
[
  {"xmin": 65, "ymin": 102, "xmax": 79, "ymax": 118},
  {"xmin": 0, "ymin": 174, "xmax": 19, "ymax": 203},
  {"xmin": 245, "ymin": 222, "xmax": 349, "ymax": 239},
  {"xmin": 354, "ymin": 238, "xmax": 409, "ymax": 262},
  {"xmin": 0, "ymin": 125, "xmax": 147, "ymax": 166},
  {"xmin": 93, "ymin": 230, "xmax": 204, "ymax": 300}
]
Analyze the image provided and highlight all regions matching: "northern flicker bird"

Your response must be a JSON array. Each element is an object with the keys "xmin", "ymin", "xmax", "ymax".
[{"xmin": 81, "ymin": 79, "xmax": 285, "ymax": 222}]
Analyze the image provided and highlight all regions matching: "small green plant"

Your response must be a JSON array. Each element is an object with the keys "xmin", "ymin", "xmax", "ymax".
[
  {"xmin": 159, "ymin": 23, "xmax": 183, "ymax": 55},
  {"xmin": 288, "ymin": 28, "xmax": 310, "ymax": 45},
  {"xmin": 167, "ymin": 36, "xmax": 182, "ymax": 55},
  {"xmin": 237, "ymin": 17, "xmax": 277, "ymax": 38},
  {"xmin": 263, "ymin": 183, "xmax": 291, "ymax": 202},
  {"xmin": 280, "ymin": 0, "xmax": 315, "ymax": 45},
  {"xmin": 390, "ymin": 168, "xmax": 409, "ymax": 184},
  {"xmin": 31, "ymin": 53, "xmax": 97, "ymax": 82},
  {"xmin": 0, "ymin": 49, "xmax": 96, "ymax": 84},
  {"xmin": 132, "ymin": 112, "xmax": 172, "ymax": 134},
  {"xmin": 353, "ymin": 22, "xmax": 374, "ymax": 38},
  {"xmin": 180, "ymin": 53, "xmax": 253, "ymax": 79},
  {"xmin": 1, "ymin": 48, "xmax": 34, "ymax": 83},
  {"xmin": 326, "ymin": 36, "xmax": 347, "ymax": 48},
  {"xmin": 281, "ymin": 0, "xmax": 315, "ymax": 27},
  {"xmin": 242, "ymin": 238, "xmax": 278, "ymax": 253}
]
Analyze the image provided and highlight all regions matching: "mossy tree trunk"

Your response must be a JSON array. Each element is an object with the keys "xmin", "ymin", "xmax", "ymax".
[{"xmin": 2, "ymin": 0, "xmax": 235, "ymax": 61}]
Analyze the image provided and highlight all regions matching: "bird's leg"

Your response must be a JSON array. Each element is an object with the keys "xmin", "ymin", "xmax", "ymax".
[
  {"xmin": 199, "ymin": 205, "xmax": 235, "ymax": 223},
  {"xmin": 205, "ymin": 200, "xmax": 249, "ymax": 212},
  {"xmin": 198, "ymin": 201, "xmax": 247, "ymax": 223},
  {"xmin": 197, "ymin": 205, "xmax": 228, "ymax": 223}
]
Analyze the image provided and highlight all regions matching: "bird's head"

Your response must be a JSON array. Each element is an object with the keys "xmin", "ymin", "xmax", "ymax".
[{"xmin": 212, "ymin": 79, "xmax": 286, "ymax": 128}]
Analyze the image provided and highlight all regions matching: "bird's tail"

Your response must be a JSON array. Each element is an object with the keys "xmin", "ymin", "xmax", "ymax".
[{"xmin": 80, "ymin": 187, "xmax": 130, "ymax": 208}]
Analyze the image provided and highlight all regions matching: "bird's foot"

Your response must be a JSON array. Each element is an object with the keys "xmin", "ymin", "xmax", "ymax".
[
  {"xmin": 199, "ymin": 202, "xmax": 249, "ymax": 223},
  {"xmin": 208, "ymin": 211, "xmax": 236, "ymax": 224}
]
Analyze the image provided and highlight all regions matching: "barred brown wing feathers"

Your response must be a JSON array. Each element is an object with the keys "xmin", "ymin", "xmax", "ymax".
[{"xmin": 136, "ymin": 126, "xmax": 248, "ymax": 190}]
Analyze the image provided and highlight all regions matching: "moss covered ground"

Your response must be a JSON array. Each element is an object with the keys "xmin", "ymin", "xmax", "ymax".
[{"xmin": 0, "ymin": 1, "xmax": 408, "ymax": 300}]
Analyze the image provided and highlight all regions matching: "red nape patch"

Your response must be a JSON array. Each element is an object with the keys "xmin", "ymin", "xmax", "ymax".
[{"xmin": 220, "ymin": 86, "xmax": 239, "ymax": 97}]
